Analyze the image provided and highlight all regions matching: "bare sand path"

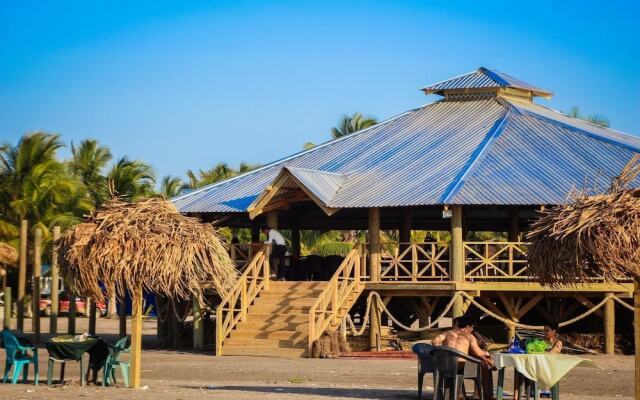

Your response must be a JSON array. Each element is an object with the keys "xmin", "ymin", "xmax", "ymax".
[{"xmin": 0, "ymin": 318, "xmax": 634, "ymax": 399}]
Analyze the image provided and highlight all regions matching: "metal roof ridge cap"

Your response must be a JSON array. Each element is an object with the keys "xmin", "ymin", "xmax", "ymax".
[
  {"xmin": 505, "ymin": 99, "xmax": 640, "ymax": 152},
  {"xmin": 171, "ymin": 104, "xmax": 428, "ymax": 203},
  {"xmin": 441, "ymin": 108, "xmax": 513, "ymax": 204}
]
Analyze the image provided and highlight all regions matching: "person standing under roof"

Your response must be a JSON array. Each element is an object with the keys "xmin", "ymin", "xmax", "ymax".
[{"xmin": 263, "ymin": 227, "xmax": 287, "ymax": 280}]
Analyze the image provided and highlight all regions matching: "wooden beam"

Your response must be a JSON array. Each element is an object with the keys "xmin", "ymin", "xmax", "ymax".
[
  {"xmin": 17, "ymin": 220, "xmax": 27, "ymax": 331},
  {"xmin": 50, "ymin": 226, "xmax": 60, "ymax": 334},
  {"xmin": 508, "ymin": 209, "xmax": 520, "ymax": 242},
  {"xmin": 68, "ymin": 287, "xmax": 77, "ymax": 334},
  {"xmin": 88, "ymin": 299, "xmax": 97, "ymax": 335},
  {"xmin": 575, "ymin": 295, "xmax": 604, "ymax": 318},
  {"xmin": 193, "ymin": 296, "xmax": 203, "ymax": 350},
  {"xmin": 118, "ymin": 296, "xmax": 126, "ymax": 338},
  {"xmin": 516, "ymin": 294, "xmax": 544, "ymax": 319},
  {"xmin": 603, "ymin": 293, "xmax": 615, "ymax": 355},
  {"xmin": 32, "ymin": 228, "xmax": 42, "ymax": 341},
  {"xmin": 450, "ymin": 206, "xmax": 464, "ymax": 317},
  {"xmin": 3, "ymin": 286, "xmax": 11, "ymax": 330},
  {"xmin": 369, "ymin": 299, "xmax": 381, "ymax": 351},
  {"xmin": 266, "ymin": 210, "xmax": 278, "ymax": 229},
  {"xmin": 368, "ymin": 208, "xmax": 381, "ymax": 282},
  {"xmin": 399, "ymin": 208, "xmax": 413, "ymax": 244},
  {"xmin": 130, "ymin": 288, "xmax": 143, "ymax": 388},
  {"xmin": 633, "ymin": 277, "xmax": 639, "ymax": 400}
]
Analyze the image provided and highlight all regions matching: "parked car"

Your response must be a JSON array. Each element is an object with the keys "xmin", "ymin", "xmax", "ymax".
[{"xmin": 39, "ymin": 292, "xmax": 107, "ymax": 317}]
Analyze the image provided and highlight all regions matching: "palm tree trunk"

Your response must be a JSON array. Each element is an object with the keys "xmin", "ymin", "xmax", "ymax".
[{"xmin": 634, "ymin": 276, "xmax": 639, "ymax": 400}]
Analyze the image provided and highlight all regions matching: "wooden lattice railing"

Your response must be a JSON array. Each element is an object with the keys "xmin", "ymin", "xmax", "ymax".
[
  {"xmin": 464, "ymin": 241, "xmax": 530, "ymax": 280},
  {"xmin": 379, "ymin": 242, "xmax": 450, "ymax": 281},
  {"xmin": 308, "ymin": 247, "xmax": 365, "ymax": 354},
  {"xmin": 216, "ymin": 248, "xmax": 269, "ymax": 355}
]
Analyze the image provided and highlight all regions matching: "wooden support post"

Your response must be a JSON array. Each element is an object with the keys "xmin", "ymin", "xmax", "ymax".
[
  {"xmin": 266, "ymin": 210, "xmax": 278, "ymax": 229},
  {"xmin": 130, "ymin": 288, "xmax": 143, "ymax": 388},
  {"xmin": 17, "ymin": 220, "xmax": 27, "ymax": 331},
  {"xmin": 508, "ymin": 209, "xmax": 520, "ymax": 242},
  {"xmin": 3, "ymin": 286, "xmax": 11, "ymax": 330},
  {"xmin": 68, "ymin": 288, "xmax": 76, "ymax": 334},
  {"xmin": 88, "ymin": 299, "xmax": 97, "ymax": 335},
  {"xmin": 368, "ymin": 208, "xmax": 381, "ymax": 282},
  {"xmin": 291, "ymin": 226, "xmax": 301, "ymax": 271},
  {"xmin": 193, "ymin": 296, "xmax": 203, "ymax": 350},
  {"xmin": 171, "ymin": 300, "xmax": 181, "ymax": 348},
  {"xmin": 369, "ymin": 298, "xmax": 381, "ymax": 351},
  {"xmin": 50, "ymin": 226, "xmax": 60, "ymax": 334},
  {"xmin": 603, "ymin": 293, "xmax": 615, "ymax": 355},
  {"xmin": 450, "ymin": 205, "xmax": 464, "ymax": 317},
  {"xmin": 399, "ymin": 207, "xmax": 413, "ymax": 244},
  {"xmin": 32, "ymin": 228, "xmax": 42, "ymax": 340},
  {"xmin": 633, "ymin": 277, "xmax": 640, "ymax": 400},
  {"xmin": 119, "ymin": 296, "xmax": 127, "ymax": 338}
]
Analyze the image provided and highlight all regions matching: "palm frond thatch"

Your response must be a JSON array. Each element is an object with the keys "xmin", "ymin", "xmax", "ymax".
[
  {"xmin": 59, "ymin": 198, "xmax": 238, "ymax": 302},
  {"xmin": 0, "ymin": 242, "xmax": 18, "ymax": 265},
  {"xmin": 527, "ymin": 155, "xmax": 640, "ymax": 286}
]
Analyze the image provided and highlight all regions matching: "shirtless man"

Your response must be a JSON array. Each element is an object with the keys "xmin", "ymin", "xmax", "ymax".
[
  {"xmin": 431, "ymin": 316, "xmax": 492, "ymax": 363},
  {"xmin": 432, "ymin": 317, "xmax": 496, "ymax": 400}
]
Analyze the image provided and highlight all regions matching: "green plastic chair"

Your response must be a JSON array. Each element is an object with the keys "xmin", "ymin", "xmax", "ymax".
[
  {"xmin": 102, "ymin": 336, "xmax": 130, "ymax": 388},
  {"xmin": 1, "ymin": 330, "xmax": 39, "ymax": 385}
]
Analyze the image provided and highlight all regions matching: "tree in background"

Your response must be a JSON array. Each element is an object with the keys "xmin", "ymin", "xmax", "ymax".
[
  {"xmin": 0, "ymin": 132, "xmax": 92, "ymax": 244},
  {"xmin": 107, "ymin": 157, "xmax": 156, "ymax": 202},
  {"xmin": 331, "ymin": 112, "xmax": 378, "ymax": 139},
  {"xmin": 567, "ymin": 106, "xmax": 610, "ymax": 128},
  {"xmin": 68, "ymin": 139, "xmax": 113, "ymax": 207},
  {"xmin": 160, "ymin": 175, "xmax": 184, "ymax": 199},
  {"xmin": 185, "ymin": 161, "xmax": 261, "ymax": 189}
]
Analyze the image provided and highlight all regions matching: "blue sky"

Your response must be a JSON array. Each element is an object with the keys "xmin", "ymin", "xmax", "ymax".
[{"xmin": 1, "ymin": 1, "xmax": 639, "ymax": 181}]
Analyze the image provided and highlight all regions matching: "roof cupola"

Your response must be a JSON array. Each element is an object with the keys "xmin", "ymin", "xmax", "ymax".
[{"xmin": 421, "ymin": 67, "xmax": 553, "ymax": 102}]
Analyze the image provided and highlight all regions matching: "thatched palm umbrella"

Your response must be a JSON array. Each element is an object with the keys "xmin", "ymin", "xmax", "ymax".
[
  {"xmin": 0, "ymin": 242, "xmax": 18, "ymax": 289},
  {"xmin": 527, "ymin": 156, "xmax": 640, "ymax": 399},
  {"xmin": 59, "ymin": 198, "xmax": 237, "ymax": 388}
]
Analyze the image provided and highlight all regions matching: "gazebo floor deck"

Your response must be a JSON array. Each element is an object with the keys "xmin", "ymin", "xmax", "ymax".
[{"xmin": 364, "ymin": 281, "xmax": 633, "ymax": 297}]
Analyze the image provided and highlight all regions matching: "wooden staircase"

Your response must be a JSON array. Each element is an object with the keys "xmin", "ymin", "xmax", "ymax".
[{"xmin": 220, "ymin": 281, "xmax": 328, "ymax": 357}]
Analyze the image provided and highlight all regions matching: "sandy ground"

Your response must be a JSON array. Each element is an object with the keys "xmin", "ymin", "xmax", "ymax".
[{"xmin": 0, "ymin": 317, "xmax": 635, "ymax": 400}]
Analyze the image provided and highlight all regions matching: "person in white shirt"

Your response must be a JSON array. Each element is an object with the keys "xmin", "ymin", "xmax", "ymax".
[{"xmin": 262, "ymin": 227, "xmax": 287, "ymax": 280}]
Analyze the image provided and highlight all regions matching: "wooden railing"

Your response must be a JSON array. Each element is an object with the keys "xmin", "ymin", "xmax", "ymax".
[
  {"xmin": 378, "ymin": 242, "xmax": 450, "ymax": 281},
  {"xmin": 308, "ymin": 247, "xmax": 365, "ymax": 354},
  {"xmin": 464, "ymin": 241, "xmax": 530, "ymax": 280},
  {"xmin": 216, "ymin": 248, "xmax": 269, "ymax": 355}
]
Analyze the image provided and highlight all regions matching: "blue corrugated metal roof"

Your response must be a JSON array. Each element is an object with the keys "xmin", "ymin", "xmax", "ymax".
[
  {"xmin": 172, "ymin": 70, "xmax": 640, "ymax": 213},
  {"xmin": 421, "ymin": 67, "xmax": 552, "ymax": 97}
]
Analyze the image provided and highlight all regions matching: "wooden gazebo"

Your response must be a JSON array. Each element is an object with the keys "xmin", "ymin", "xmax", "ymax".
[{"xmin": 173, "ymin": 67, "xmax": 639, "ymax": 357}]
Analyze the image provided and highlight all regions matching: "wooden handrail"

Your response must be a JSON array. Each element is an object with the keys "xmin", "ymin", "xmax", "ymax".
[
  {"xmin": 308, "ymin": 247, "xmax": 366, "ymax": 354},
  {"xmin": 216, "ymin": 248, "xmax": 270, "ymax": 355}
]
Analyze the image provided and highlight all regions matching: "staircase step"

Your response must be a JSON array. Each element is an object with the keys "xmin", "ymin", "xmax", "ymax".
[
  {"xmin": 222, "ymin": 346, "xmax": 307, "ymax": 357},
  {"xmin": 249, "ymin": 305, "xmax": 311, "ymax": 313},
  {"xmin": 224, "ymin": 337, "xmax": 307, "ymax": 348},
  {"xmin": 245, "ymin": 313, "xmax": 308, "ymax": 323},
  {"xmin": 268, "ymin": 281, "xmax": 327, "ymax": 289},
  {"xmin": 256, "ymin": 296, "xmax": 318, "ymax": 305},
  {"xmin": 236, "ymin": 320, "xmax": 309, "ymax": 332},
  {"xmin": 231, "ymin": 329, "xmax": 306, "ymax": 340}
]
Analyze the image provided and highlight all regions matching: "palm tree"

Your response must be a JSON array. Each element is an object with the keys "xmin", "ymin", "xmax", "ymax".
[
  {"xmin": 0, "ymin": 132, "xmax": 92, "ymax": 242},
  {"xmin": 302, "ymin": 142, "xmax": 316, "ymax": 150},
  {"xmin": 567, "ymin": 106, "xmax": 610, "ymax": 128},
  {"xmin": 68, "ymin": 139, "xmax": 112, "ymax": 207},
  {"xmin": 185, "ymin": 162, "xmax": 261, "ymax": 189},
  {"xmin": 160, "ymin": 175, "xmax": 183, "ymax": 199},
  {"xmin": 107, "ymin": 157, "xmax": 155, "ymax": 202},
  {"xmin": 331, "ymin": 113, "xmax": 377, "ymax": 139}
]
